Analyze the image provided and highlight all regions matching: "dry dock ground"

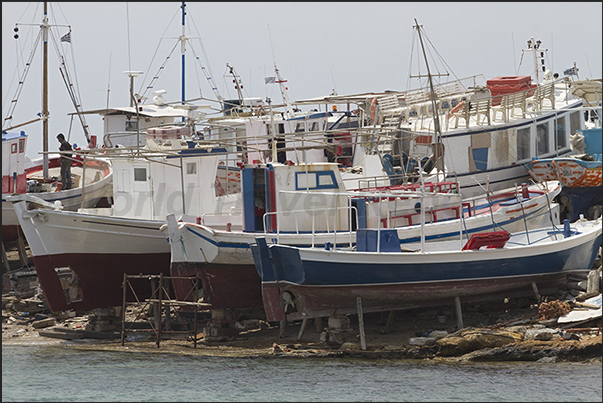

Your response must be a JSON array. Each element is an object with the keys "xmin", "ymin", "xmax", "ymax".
[{"xmin": 3, "ymin": 243, "xmax": 602, "ymax": 362}]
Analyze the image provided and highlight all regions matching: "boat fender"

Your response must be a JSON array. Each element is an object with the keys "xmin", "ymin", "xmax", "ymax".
[
  {"xmin": 370, "ymin": 97, "xmax": 378, "ymax": 124},
  {"xmin": 446, "ymin": 101, "xmax": 464, "ymax": 119}
]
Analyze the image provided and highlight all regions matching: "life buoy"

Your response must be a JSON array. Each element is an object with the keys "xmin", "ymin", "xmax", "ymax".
[
  {"xmin": 370, "ymin": 97, "xmax": 378, "ymax": 124},
  {"xmin": 446, "ymin": 101, "xmax": 464, "ymax": 119}
]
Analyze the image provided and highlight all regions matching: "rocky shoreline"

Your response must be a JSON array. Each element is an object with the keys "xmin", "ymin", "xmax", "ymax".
[{"xmin": 2, "ymin": 244, "xmax": 602, "ymax": 363}]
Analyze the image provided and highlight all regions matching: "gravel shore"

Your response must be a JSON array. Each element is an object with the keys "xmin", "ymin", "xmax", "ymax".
[{"xmin": 3, "ymin": 244, "xmax": 602, "ymax": 362}]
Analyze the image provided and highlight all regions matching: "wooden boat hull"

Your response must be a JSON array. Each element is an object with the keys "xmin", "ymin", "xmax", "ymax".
[
  {"xmin": 170, "ymin": 261, "xmax": 262, "ymax": 310},
  {"xmin": 11, "ymin": 200, "xmax": 170, "ymax": 312},
  {"xmin": 252, "ymin": 220, "xmax": 603, "ymax": 322}
]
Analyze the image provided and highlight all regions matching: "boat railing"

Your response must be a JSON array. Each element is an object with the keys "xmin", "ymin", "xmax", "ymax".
[
  {"xmin": 382, "ymin": 201, "xmax": 472, "ymax": 228},
  {"xmin": 262, "ymin": 204, "xmax": 358, "ymax": 248},
  {"xmin": 367, "ymin": 76, "xmax": 577, "ymax": 137},
  {"xmin": 267, "ymin": 187, "xmax": 465, "ymax": 250}
]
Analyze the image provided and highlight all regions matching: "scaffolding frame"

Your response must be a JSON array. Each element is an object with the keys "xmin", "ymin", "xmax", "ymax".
[{"xmin": 120, "ymin": 273, "xmax": 210, "ymax": 348}]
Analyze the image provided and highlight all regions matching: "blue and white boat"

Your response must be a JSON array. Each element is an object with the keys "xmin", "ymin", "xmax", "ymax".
[
  {"xmin": 251, "ymin": 217, "xmax": 602, "ymax": 322},
  {"xmin": 163, "ymin": 159, "xmax": 562, "ymax": 311}
]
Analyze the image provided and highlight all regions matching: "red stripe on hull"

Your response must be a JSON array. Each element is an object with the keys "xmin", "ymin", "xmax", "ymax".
[
  {"xmin": 171, "ymin": 262, "xmax": 263, "ymax": 309},
  {"xmin": 33, "ymin": 252, "xmax": 170, "ymax": 312}
]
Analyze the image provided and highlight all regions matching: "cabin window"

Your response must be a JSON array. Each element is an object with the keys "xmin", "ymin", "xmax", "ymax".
[
  {"xmin": 295, "ymin": 122, "xmax": 305, "ymax": 133},
  {"xmin": 310, "ymin": 121, "xmax": 319, "ymax": 131},
  {"xmin": 517, "ymin": 127, "xmax": 530, "ymax": 160},
  {"xmin": 186, "ymin": 162, "xmax": 197, "ymax": 175},
  {"xmin": 569, "ymin": 111, "xmax": 582, "ymax": 135},
  {"xmin": 278, "ymin": 123, "xmax": 285, "ymax": 134},
  {"xmin": 134, "ymin": 167, "xmax": 147, "ymax": 181},
  {"xmin": 555, "ymin": 117, "xmax": 567, "ymax": 150},
  {"xmin": 18, "ymin": 139, "xmax": 25, "ymax": 153},
  {"xmin": 295, "ymin": 171, "xmax": 338, "ymax": 190},
  {"xmin": 536, "ymin": 122, "xmax": 549, "ymax": 155},
  {"xmin": 471, "ymin": 148, "xmax": 488, "ymax": 171},
  {"xmin": 125, "ymin": 120, "xmax": 138, "ymax": 131},
  {"xmin": 11, "ymin": 143, "xmax": 17, "ymax": 153}
]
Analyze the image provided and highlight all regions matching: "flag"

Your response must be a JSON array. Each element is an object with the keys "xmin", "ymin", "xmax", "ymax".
[
  {"xmin": 264, "ymin": 76, "xmax": 275, "ymax": 84},
  {"xmin": 563, "ymin": 66, "xmax": 578, "ymax": 76},
  {"xmin": 60, "ymin": 32, "xmax": 71, "ymax": 43}
]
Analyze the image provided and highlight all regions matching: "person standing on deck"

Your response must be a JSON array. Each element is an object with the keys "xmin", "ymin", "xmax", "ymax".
[{"xmin": 57, "ymin": 133, "xmax": 73, "ymax": 190}]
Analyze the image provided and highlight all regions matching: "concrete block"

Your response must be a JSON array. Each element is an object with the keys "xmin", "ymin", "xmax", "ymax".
[
  {"xmin": 328, "ymin": 316, "xmax": 350, "ymax": 329},
  {"xmin": 409, "ymin": 337, "xmax": 436, "ymax": 346}
]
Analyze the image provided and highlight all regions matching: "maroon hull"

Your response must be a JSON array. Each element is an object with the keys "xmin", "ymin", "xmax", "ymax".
[
  {"xmin": 2, "ymin": 225, "xmax": 20, "ymax": 243},
  {"xmin": 171, "ymin": 262, "xmax": 263, "ymax": 309},
  {"xmin": 263, "ymin": 272, "xmax": 572, "ymax": 322},
  {"xmin": 33, "ymin": 252, "xmax": 171, "ymax": 312}
]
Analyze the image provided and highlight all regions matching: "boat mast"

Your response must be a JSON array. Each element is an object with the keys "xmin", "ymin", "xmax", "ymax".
[
  {"xmin": 42, "ymin": 2, "xmax": 49, "ymax": 179},
  {"xmin": 523, "ymin": 37, "xmax": 547, "ymax": 84},
  {"xmin": 274, "ymin": 64, "xmax": 295, "ymax": 118},
  {"xmin": 180, "ymin": 2, "xmax": 186, "ymax": 113},
  {"xmin": 226, "ymin": 63, "xmax": 245, "ymax": 110},
  {"xmin": 414, "ymin": 19, "xmax": 443, "ymax": 179}
]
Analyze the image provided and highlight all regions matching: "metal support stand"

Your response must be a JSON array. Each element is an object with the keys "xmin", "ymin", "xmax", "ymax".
[
  {"xmin": 297, "ymin": 318, "xmax": 308, "ymax": 341},
  {"xmin": 356, "ymin": 296, "xmax": 366, "ymax": 350},
  {"xmin": 454, "ymin": 295, "xmax": 464, "ymax": 330},
  {"xmin": 531, "ymin": 282, "xmax": 541, "ymax": 303}
]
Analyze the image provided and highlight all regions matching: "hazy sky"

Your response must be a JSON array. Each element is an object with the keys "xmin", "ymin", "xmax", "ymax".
[{"xmin": 3, "ymin": 2, "xmax": 602, "ymax": 160}]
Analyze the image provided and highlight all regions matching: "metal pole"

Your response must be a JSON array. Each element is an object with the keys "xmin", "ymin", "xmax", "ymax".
[
  {"xmin": 356, "ymin": 296, "xmax": 366, "ymax": 350},
  {"xmin": 454, "ymin": 296, "xmax": 464, "ymax": 330},
  {"xmin": 42, "ymin": 2, "xmax": 49, "ymax": 179},
  {"xmin": 121, "ymin": 273, "xmax": 127, "ymax": 346}
]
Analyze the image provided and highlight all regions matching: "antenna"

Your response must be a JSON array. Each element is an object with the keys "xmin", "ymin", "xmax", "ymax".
[
  {"xmin": 106, "ymin": 53, "xmax": 112, "ymax": 109},
  {"xmin": 267, "ymin": 24, "xmax": 294, "ymax": 117}
]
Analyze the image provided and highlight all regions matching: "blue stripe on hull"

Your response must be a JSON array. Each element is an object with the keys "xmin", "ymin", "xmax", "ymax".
[{"xmin": 269, "ymin": 234, "xmax": 602, "ymax": 286}]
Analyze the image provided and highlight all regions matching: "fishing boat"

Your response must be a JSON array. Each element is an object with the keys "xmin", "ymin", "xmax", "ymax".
[
  {"xmin": 295, "ymin": 23, "xmax": 595, "ymax": 199},
  {"xmin": 163, "ymin": 159, "xmax": 561, "ymax": 312},
  {"xmin": 4, "ymin": 2, "xmax": 246, "ymax": 312},
  {"xmin": 2, "ymin": 4, "xmax": 113, "ymax": 243},
  {"xmin": 524, "ymin": 80, "xmax": 602, "ymax": 221},
  {"xmin": 251, "ymin": 215, "xmax": 602, "ymax": 322},
  {"xmin": 8, "ymin": 138, "xmax": 241, "ymax": 312}
]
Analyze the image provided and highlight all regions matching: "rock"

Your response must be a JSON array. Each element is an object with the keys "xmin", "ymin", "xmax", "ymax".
[
  {"xmin": 436, "ymin": 328, "xmax": 523, "ymax": 356},
  {"xmin": 339, "ymin": 342, "xmax": 361, "ymax": 351},
  {"xmin": 437, "ymin": 336, "xmax": 473, "ymax": 356},
  {"xmin": 428, "ymin": 330, "xmax": 448, "ymax": 340}
]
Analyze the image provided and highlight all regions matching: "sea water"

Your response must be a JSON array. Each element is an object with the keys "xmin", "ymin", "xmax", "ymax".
[{"xmin": 2, "ymin": 344, "xmax": 601, "ymax": 402}]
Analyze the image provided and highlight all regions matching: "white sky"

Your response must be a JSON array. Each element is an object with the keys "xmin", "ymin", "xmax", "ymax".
[{"xmin": 3, "ymin": 2, "xmax": 602, "ymax": 160}]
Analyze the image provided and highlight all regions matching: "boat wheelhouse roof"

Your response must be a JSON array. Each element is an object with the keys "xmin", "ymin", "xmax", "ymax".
[
  {"xmin": 69, "ymin": 104, "xmax": 197, "ymax": 118},
  {"xmin": 2, "ymin": 131, "xmax": 27, "ymax": 141}
]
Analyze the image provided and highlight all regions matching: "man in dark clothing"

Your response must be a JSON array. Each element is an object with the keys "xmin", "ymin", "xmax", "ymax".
[{"xmin": 57, "ymin": 133, "xmax": 73, "ymax": 190}]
